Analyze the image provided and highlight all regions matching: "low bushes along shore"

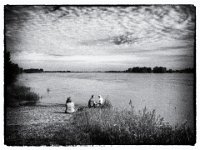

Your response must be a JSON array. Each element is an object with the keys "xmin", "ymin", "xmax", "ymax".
[
  {"xmin": 53, "ymin": 101, "xmax": 195, "ymax": 145},
  {"xmin": 6, "ymin": 83, "xmax": 40, "ymax": 106},
  {"xmin": 5, "ymin": 94, "xmax": 195, "ymax": 145}
]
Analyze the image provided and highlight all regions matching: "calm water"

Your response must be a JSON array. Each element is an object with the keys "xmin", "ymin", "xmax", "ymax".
[{"xmin": 17, "ymin": 73, "xmax": 194, "ymax": 128}]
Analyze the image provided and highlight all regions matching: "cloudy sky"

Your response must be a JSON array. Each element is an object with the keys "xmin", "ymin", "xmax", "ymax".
[{"xmin": 5, "ymin": 5, "xmax": 195, "ymax": 71}]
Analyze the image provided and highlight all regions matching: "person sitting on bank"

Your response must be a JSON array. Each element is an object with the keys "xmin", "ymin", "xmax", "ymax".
[
  {"xmin": 97, "ymin": 95, "xmax": 104, "ymax": 106},
  {"xmin": 65, "ymin": 97, "xmax": 75, "ymax": 113},
  {"xmin": 88, "ymin": 95, "xmax": 96, "ymax": 108}
]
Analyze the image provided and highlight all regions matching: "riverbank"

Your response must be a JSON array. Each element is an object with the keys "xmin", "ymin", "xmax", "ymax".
[
  {"xmin": 5, "ymin": 103, "xmax": 195, "ymax": 145},
  {"xmin": 5, "ymin": 104, "xmax": 72, "ymax": 145}
]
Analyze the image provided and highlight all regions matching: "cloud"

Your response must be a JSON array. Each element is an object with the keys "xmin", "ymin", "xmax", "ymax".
[{"xmin": 5, "ymin": 5, "xmax": 195, "ymax": 70}]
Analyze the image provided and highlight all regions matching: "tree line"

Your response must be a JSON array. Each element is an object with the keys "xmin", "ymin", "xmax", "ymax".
[
  {"xmin": 125, "ymin": 66, "xmax": 194, "ymax": 73},
  {"xmin": 4, "ymin": 50, "xmax": 194, "ymax": 84},
  {"xmin": 23, "ymin": 68, "xmax": 44, "ymax": 73},
  {"xmin": 5, "ymin": 51, "xmax": 23, "ymax": 85}
]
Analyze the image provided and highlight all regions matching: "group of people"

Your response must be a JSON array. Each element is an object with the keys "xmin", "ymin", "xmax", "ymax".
[
  {"xmin": 88, "ymin": 95, "xmax": 105, "ymax": 108},
  {"xmin": 65, "ymin": 95, "xmax": 104, "ymax": 114}
]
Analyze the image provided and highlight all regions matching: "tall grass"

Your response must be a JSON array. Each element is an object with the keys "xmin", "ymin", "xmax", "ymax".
[
  {"xmin": 5, "ymin": 99, "xmax": 195, "ymax": 145},
  {"xmin": 55, "ymin": 100, "xmax": 195, "ymax": 145},
  {"xmin": 6, "ymin": 84, "xmax": 40, "ymax": 106},
  {"xmin": 99, "ymin": 99, "xmax": 113, "ymax": 108}
]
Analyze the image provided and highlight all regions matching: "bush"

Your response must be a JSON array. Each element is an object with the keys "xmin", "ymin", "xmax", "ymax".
[
  {"xmin": 65, "ymin": 106, "xmax": 195, "ymax": 145},
  {"xmin": 5, "ymin": 103, "xmax": 195, "ymax": 145},
  {"xmin": 6, "ymin": 84, "xmax": 40, "ymax": 106},
  {"xmin": 100, "ymin": 99, "xmax": 113, "ymax": 109}
]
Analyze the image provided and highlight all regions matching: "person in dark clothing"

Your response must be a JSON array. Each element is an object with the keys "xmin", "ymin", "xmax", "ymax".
[{"xmin": 88, "ymin": 95, "xmax": 96, "ymax": 108}]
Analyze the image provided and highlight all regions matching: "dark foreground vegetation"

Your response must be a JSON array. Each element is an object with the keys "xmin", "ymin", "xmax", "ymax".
[
  {"xmin": 53, "ymin": 103, "xmax": 195, "ymax": 145},
  {"xmin": 6, "ymin": 83, "xmax": 40, "ymax": 106},
  {"xmin": 5, "ymin": 50, "xmax": 40, "ymax": 106},
  {"xmin": 5, "ymin": 100, "xmax": 195, "ymax": 145}
]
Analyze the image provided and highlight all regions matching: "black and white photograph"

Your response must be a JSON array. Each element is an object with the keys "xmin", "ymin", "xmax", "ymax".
[{"xmin": 4, "ymin": 5, "xmax": 196, "ymax": 146}]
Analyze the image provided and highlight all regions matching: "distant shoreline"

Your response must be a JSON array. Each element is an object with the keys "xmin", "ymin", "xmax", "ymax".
[
  {"xmin": 23, "ymin": 66, "xmax": 194, "ymax": 74},
  {"xmin": 23, "ymin": 71, "xmax": 194, "ymax": 74}
]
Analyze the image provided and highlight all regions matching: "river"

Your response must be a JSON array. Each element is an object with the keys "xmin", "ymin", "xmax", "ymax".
[{"xmin": 17, "ymin": 73, "xmax": 194, "ymax": 128}]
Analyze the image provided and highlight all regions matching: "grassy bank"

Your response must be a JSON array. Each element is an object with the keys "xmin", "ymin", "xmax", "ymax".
[
  {"xmin": 53, "ymin": 104, "xmax": 195, "ymax": 145},
  {"xmin": 6, "ymin": 83, "xmax": 40, "ymax": 106},
  {"xmin": 5, "ymin": 100, "xmax": 195, "ymax": 145}
]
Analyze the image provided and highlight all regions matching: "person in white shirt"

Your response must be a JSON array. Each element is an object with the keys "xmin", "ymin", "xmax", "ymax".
[
  {"xmin": 98, "ymin": 95, "xmax": 104, "ymax": 106},
  {"xmin": 65, "ymin": 97, "xmax": 75, "ymax": 113}
]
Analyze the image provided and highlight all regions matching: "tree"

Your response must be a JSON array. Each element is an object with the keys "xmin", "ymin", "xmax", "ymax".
[
  {"xmin": 153, "ymin": 66, "xmax": 167, "ymax": 73},
  {"xmin": 4, "ymin": 51, "xmax": 23, "ymax": 85}
]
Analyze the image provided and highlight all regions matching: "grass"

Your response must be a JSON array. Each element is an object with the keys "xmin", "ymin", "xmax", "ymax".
[
  {"xmin": 61, "ymin": 104, "xmax": 195, "ymax": 145},
  {"xmin": 6, "ymin": 83, "xmax": 40, "ymax": 106},
  {"xmin": 5, "ymin": 99, "xmax": 195, "ymax": 145}
]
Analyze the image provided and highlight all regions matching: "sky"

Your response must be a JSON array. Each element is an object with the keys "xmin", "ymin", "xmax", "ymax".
[{"xmin": 5, "ymin": 5, "xmax": 195, "ymax": 71}]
